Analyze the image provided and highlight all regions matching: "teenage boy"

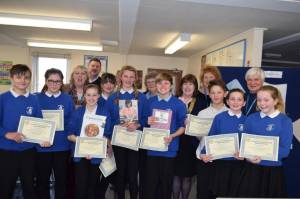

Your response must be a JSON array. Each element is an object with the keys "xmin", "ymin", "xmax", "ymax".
[
  {"xmin": 0, "ymin": 64, "xmax": 42, "ymax": 199},
  {"xmin": 144, "ymin": 73, "xmax": 186, "ymax": 199}
]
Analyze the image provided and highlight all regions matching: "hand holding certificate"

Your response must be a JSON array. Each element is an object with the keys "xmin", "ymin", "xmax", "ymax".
[
  {"xmin": 18, "ymin": 116, "xmax": 56, "ymax": 144},
  {"xmin": 140, "ymin": 128, "xmax": 170, "ymax": 152},
  {"xmin": 111, "ymin": 125, "xmax": 142, "ymax": 151},
  {"xmin": 239, "ymin": 133, "xmax": 279, "ymax": 161},
  {"xmin": 42, "ymin": 110, "xmax": 64, "ymax": 131},
  {"xmin": 74, "ymin": 137, "xmax": 107, "ymax": 159},
  {"xmin": 185, "ymin": 115, "xmax": 213, "ymax": 137},
  {"xmin": 204, "ymin": 133, "xmax": 239, "ymax": 160}
]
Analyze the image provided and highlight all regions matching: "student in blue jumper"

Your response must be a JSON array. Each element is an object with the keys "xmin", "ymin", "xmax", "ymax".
[
  {"xmin": 201, "ymin": 88, "xmax": 246, "ymax": 198},
  {"xmin": 97, "ymin": 72, "xmax": 117, "ymax": 199},
  {"xmin": 238, "ymin": 85, "xmax": 293, "ymax": 198},
  {"xmin": 36, "ymin": 68, "xmax": 75, "ymax": 199},
  {"xmin": 0, "ymin": 64, "xmax": 42, "ymax": 199},
  {"xmin": 145, "ymin": 73, "xmax": 187, "ymax": 199},
  {"xmin": 173, "ymin": 74, "xmax": 206, "ymax": 199},
  {"xmin": 67, "ymin": 84, "xmax": 112, "ymax": 199},
  {"xmin": 195, "ymin": 79, "xmax": 228, "ymax": 199},
  {"xmin": 106, "ymin": 65, "xmax": 148, "ymax": 199}
]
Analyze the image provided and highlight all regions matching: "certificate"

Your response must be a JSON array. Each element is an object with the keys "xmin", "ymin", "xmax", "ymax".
[
  {"xmin": 80, "ymin": 114, "xmax": 106, "ymax": 138},
  {"xmin": 74, "ymin": 137, "xmax": 107, "ymax": 158},
  {"xmin": 111, "ymin": 125, "xmax": 141, "ymax": 151},
  {"xmin": 151, "ymin": 109, "xmax": 172, "ymax": 130},
  {"xmin": 42, "ymin": 110, "xmax": 64, "ymax": 131},
  {"xmin": 18, "ymin": 116, "xmax": 56, "ymax": 144},
  {"xmin": 185, "ymin": 115, "xmax": 213, "ymax": 136},
  {"xmin": 140, "ymin": 128, "xmax": 170, "ymax": 152},
  {"xmin": 204, "ymin": 133, "xmax": 239, "ymax": 160},
  {"xmin": 99, "ymin": 153, "xmax": 117, "ymax": 178},
  {"xmin": 239, "ymin": 133, "xmax": 279, "ymax": 161}
]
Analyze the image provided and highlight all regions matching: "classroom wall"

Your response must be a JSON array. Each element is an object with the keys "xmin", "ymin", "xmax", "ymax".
[
  {"xmin": 186, "ymin": 27, "xmax": 265, "ymax": 78},
  {"xmin": 0, "ymin": 44, "xmax": 188, "ymax": 92}
]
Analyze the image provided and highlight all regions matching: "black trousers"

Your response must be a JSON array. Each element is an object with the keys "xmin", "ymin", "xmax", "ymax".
[
  {"xmin": 36, "ymin": 151, "xmax": 69, "ymax": 199},
  {"xmin": 0, "ymin": 148, "xmax": 37, "ymax": 199},
  {"xmin": 113, "ymin": 146, "xmax": 139, "ymax": 199},
  {"xmin": 74, "ymin": 159, "xmax": 101, "ymax": 199},
  {"xmin": 144, "ymin": 156, "xmax": 175, "ymax": 199},
  {"xmin": 95, "ymin": 172, "xmax": 116, "ymax": 199},
  {"xmin": 196, "ymin": 160, "xmax": 216, "ymax": 199}
]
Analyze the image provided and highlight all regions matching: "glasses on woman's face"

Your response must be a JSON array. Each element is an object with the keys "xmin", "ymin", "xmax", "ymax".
[{"xmin": 47, "ymin": 79, "xmax": 62, "ymax": 85}]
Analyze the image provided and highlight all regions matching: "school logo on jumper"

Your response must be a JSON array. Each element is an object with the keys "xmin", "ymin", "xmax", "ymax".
[
  {"xmin": 26, "ymin": 107, "xmax": 33, "ymax": 115},
  {"xmin": 266, "ymin": 124, "xmax": 275, "ymax": 131},
  {"xmin": 238, "ymin": 124, "xmax": 244, "ymax": 132},
  {"xmin": 58, "ymin": 105, "xmax": 64, "ymax": 110}
]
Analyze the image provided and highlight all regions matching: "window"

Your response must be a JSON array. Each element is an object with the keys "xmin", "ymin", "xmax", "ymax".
[{"xmin": 32, "ymin": 56, "xmax": 69, "ymax": 92}]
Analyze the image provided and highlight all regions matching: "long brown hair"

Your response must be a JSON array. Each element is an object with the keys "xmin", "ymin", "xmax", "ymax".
[{"xmin": 41, "ymin": 68, "xmax": 64, "ymax": 93}]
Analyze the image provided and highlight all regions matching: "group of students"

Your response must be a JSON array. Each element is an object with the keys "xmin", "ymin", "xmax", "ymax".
[{"xmin": 0, "ymin": 63, "xmax": 293, "ymax": 199}]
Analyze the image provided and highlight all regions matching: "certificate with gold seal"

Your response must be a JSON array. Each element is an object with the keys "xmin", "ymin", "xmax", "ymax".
[
  {"xmin": 18, "ymin": 116, "xmax": 56, "ymax": 144},
  {"xmin": 111, "ymin": 125, "xmax": 141, "ymax": 151},
  {"xmin": 74, "ymin": 137, "xmax": 107, "ymax": 158},
  {"xmin": 185, "ymin": 115, "xmax": 213, "ymax": 136},
  {"xmin": 239, "ymin": 133, "xmax": 279, "ymax": 161},
  {"xmin": 204, "ymin": 133, "xmax": 239, "ymax": 160},
  {"xmin": 140, "ymin": 128, "xmax": 170, "ymax": 152},
  {"xmin": 42, "ymin": 110, "xmax": 64, "ymax": 131}
]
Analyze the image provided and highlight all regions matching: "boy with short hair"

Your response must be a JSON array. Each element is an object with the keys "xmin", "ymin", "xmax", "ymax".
[{"xmin": 0, "ymin": 64, "xmax": 42, "ymax": 199}]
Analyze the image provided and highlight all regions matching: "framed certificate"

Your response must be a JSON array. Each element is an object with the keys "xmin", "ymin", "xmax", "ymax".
[
  {"xmin": 42, "ymin": 110, "xmax": 64, "ymax": 131},
  {"xmin": 18, "ymin": 116, "xmax": 56, "ymax": 144},
  {"xmin": 99, "ymin": 153, "xmax": 117, "ymax": 178},
  {"xmin": 140, "ymin": 127, "xmax": 170, "ymax": 152},
  {"xmin": 80, "ymin": 114, "xmax": 106, "ymax": 138},
  {"xmin": 74, "ymin": 137, "xmax": 107, "ymax": 158},
  {"xmin": 239, "ymin": 133, "xmax": 279, "ymax": 161},
  {"xmin": 111, "ymin": 125, "xmax": 141, "ymax": 151},
  {"xmin": 204, "ymin": 133, "xmax": 239, "ymax": 160},
  {"xmin": 151, "ymin": 109, "xmax": 172, "ymax": 130},
  {"xmin": 185, "ymin": 115, "xmax": 213, "ymax": 136}
]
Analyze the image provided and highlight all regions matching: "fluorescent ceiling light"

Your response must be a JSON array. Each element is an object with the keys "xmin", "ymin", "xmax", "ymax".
[
  {"xmin": 279, "ymin": 0, "xmax": 300, "ymax": 2},
  {"xmin": 165, "ymin": 33, "xmax": 191, "ymax": 54},
  {"xmin": 0, "ymin": 13, "xmax": 92, "ymax": 31},
  {"xmin": 27, "ymin": 40, "xmax": 103, "ymax": 51}
]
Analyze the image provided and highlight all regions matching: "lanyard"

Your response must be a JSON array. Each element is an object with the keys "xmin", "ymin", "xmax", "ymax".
[{"xmin": 246, "ymin": 95, "xmax": 256, "ymax": 116}]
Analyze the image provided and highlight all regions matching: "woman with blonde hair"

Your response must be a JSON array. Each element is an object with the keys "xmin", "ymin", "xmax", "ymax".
[{"xmin": 63, "ymin": 65, "xmax": 88, "ymax": 108}]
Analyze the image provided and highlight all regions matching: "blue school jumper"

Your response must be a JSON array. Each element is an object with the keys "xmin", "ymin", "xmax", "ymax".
[
  {"xmin": 244, "ymin": 111, "xmax": 293, "ymax": 166},
  {"xmin": 67, "ymin": 105, "xmax": 111, "ymax": 164},
  {"xmin": 205, "ymin": 110, "xmax": 246, "ymax": 160},
  {"xmin": 146, "ymin": 95, "xmax": 187, "ymax": 157},
  {"xmin": 36, "ymin": 92, "xmax": 74, "ymax": 152},
  {"xmin": 0, "ymin": 90, "xmax": 42, "ymax": 151}
]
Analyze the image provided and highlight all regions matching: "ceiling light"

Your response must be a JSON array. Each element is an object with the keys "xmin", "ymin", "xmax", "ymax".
[
  {"xmin": 0, "ymin": 13, "xmax": 92, "ymax": 31},
  {"xmin": 279, "ymin": 0, "xmax": 300, "ymax": 3},
  {"xmin": 27, "ymin": 40, "xmax": 103, "ymax": 51},
  {"xmin": 165, "ymin": 33, "xmax": 191, "ymax": 54}
]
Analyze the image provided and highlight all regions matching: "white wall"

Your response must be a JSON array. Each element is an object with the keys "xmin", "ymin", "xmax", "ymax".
[
  {"xmin": 0, "ymin": 45, "xmax": 188, "ymax": 92},
  {"xmin": 187, "ymin": 27, "xmax": 265, "ymax": 78}
]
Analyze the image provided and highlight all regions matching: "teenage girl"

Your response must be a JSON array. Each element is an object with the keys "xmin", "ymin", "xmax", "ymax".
[
  {"xmin": 106, "ymin": 65, "xmax": 148, "ymax": 199},
  {"xmin": 239, "ymin": 85, "xmax": 293, "ymax": 198},
  {"xmin": 36, "ymin": 68, "xmax": 74, "ymax": 199}
]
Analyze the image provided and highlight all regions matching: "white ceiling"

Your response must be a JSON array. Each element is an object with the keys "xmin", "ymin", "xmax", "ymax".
[{"xmin": 0, "ymin": 0, "xmax": 300, "ymax": 58}]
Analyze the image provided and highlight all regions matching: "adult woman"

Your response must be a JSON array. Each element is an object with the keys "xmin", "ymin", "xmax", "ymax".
[
  {"xmin": 198, "ymin": 65, "xmax": 222, "ymax": 108},
  {"xmin": 172, "ymin": 74, "xmax": 206, "ymax": 199},
  {"xmin": 63, "ymin": 65, "xmax": 88, "ymax": 108},
  {"xmin": 243, "ymin": 67, "xmax": 265, "ymax": 116},
  {"xmin": 144, "ymin": 71, "xmax": 158, "ymax": 99}
]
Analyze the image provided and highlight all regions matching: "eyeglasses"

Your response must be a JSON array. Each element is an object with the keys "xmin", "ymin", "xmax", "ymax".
[{"xmin": 47, "ymin": 80, "xmax": 62, "ymax": 85}]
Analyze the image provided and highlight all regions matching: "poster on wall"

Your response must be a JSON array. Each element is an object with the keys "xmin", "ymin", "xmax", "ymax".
[
  {"xmin": 84, "ymin": 55, "xmax": 108, "ymax": 72},
  {"xmin": 0, "ymin": 61, "xmax": 13, "ymax": 85}
]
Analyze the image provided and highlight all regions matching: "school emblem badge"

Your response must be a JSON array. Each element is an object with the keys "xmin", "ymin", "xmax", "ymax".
[
  {"xmin": 26, "ymin": 106, "xmax": 33, "ymax": 115},
  {"xmin": 58, "ymin": 104, "xmax": 64, "ymax": 110},
  {"xmin": 266, "ymin": 124, "xmax": 275, "ymax": 131}
]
